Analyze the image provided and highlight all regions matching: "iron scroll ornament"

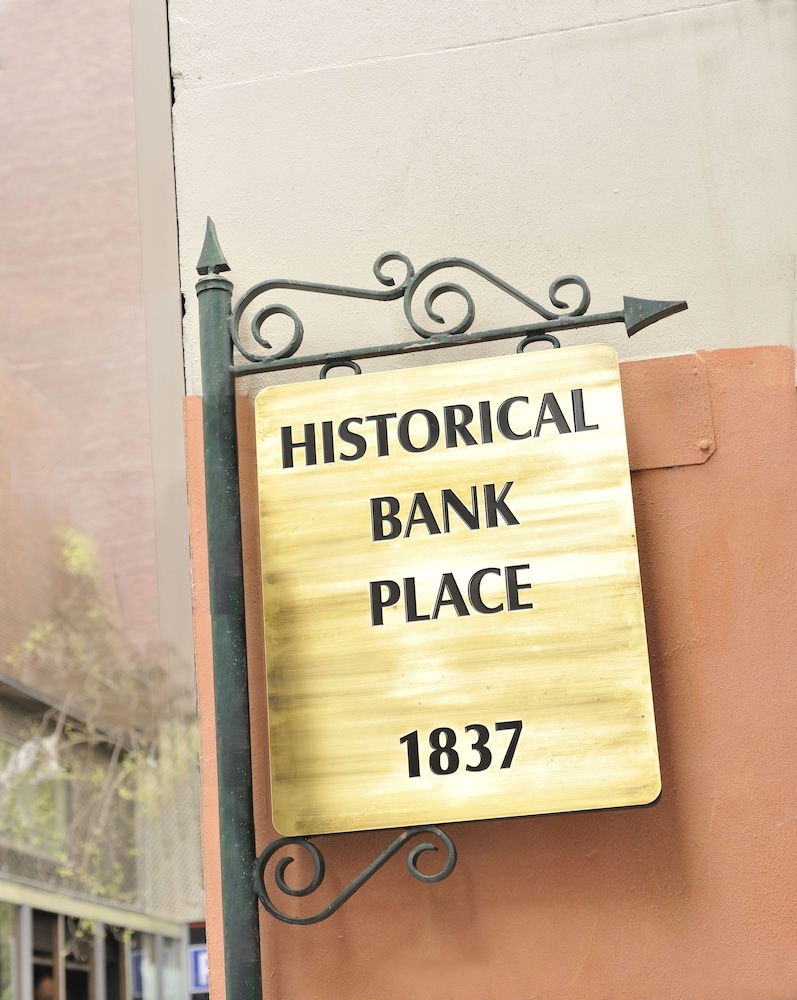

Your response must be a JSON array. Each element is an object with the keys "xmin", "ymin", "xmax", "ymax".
[
  {"xmin": 226, "ymin": 253, "xmax": 590, "ymax": 367},
  {"xmin": 196, "ymin": 217, "xmax": 687, "ymax": 928},
  {"xmin": 254, "ymin": 826, "xmax": 457, "ymax": 925},
  {"xmin": 196, "ymin": 218, "xmax": 688, "ymax": 379}
]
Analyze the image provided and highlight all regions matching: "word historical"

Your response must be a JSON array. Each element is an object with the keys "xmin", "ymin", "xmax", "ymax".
[{"xmin": 279, "ymin": 388, "xmax": 598, "ymax": 469}]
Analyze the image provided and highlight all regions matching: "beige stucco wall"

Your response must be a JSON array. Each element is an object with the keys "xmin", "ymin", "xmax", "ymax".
[{"xmin": 169, "ymin": 0, "xmax": 797, "ymax": 394}]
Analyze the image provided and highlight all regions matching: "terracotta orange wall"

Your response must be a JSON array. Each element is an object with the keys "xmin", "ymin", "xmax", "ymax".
[{"xmin": 187, "ymin": 344, "xmax": 797, "ymax": 999}]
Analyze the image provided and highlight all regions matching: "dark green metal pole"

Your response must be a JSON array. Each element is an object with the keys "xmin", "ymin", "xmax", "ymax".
[{"xmin": 196, "ymin": 219, "xmax": 262, "ymax": 999}]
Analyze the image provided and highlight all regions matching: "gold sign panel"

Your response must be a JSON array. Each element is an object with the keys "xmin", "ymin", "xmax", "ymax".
[{"xmin": 255, "ymin": 345, "xmax": 660, "ymax": 836}]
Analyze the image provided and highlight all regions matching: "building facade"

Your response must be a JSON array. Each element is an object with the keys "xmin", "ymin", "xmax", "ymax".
[
  {"xmin": 0, "ymin": 0, "xmax": 203, "ymax": 994},
  {"xmin": 166, "ymin": 1, "xmax": 797, "ymax": 998}
]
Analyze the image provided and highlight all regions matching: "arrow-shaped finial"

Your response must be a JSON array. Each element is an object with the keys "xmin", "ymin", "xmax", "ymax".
[
  {"xmin": 196, "ymin": 217, "xmax": 231, "ymax": 275},
  {"xmin": 623, "ymin": 297, "xmax": 688, "ymax": 337}
]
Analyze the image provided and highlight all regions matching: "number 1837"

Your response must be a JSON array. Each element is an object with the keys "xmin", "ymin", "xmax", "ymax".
[{"xmin": 399, "ymin": 720, "xmax": 523, "ymax": 777}]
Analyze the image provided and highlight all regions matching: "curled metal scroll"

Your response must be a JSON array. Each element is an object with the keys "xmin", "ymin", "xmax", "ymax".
[
  {"xmin": 228, "ymin": 251, "xmax": 590, "ymax": 366},
  {"xmin": 320, "ymin": 359, "xmax": 362, "ymax": 379},
  {"xmin": 254, "ymin": 825, "xmax": 457, "ymax": 925},
  {"xmin": 404, "ymin": 259, "xmax": 590, "ymax": 340},
  {"xmin": 228, "ymin": 251, "xmax": 415, "ymax": 364},
  {"xmin": 517, "ymin": 332, "xmax": 561, "ymax": 352}
]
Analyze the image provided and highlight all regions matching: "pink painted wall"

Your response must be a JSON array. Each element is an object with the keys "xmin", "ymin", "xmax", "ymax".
[
  {"xmin": 188, "ymin": 344, "xmax": 797, "ymax": 999},
  {"xmin": 0, "ymin": 0, "xmax": 161, "ymax": 654}
]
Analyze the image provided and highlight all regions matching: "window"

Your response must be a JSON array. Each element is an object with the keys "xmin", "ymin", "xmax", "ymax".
[{"xmin": 0, "ymin": 737, "xmax": 67, "ymax": 860}]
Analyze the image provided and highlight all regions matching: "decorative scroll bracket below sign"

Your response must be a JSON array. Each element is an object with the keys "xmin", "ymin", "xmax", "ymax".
[{"xmin": 254, "ymin": 826, "xmax": 457, "ymax": 926}]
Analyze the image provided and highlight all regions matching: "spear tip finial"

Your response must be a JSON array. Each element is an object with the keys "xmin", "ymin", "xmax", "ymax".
[
  {"xmin": 623, "ymin": 297, "xmax": 688, "ymax": 337},
  {"xmin": 196, "ymin": 217, "xmax": 231, "ymax": 275}
]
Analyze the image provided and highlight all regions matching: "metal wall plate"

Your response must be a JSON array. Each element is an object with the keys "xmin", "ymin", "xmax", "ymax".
[{"xmin": 255, "ymin": 344, "xmax": 660, "ymax": 836}]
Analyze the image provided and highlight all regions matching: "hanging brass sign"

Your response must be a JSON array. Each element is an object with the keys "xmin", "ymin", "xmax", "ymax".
[{"xmin": 255, "ymin": 344, "xmax": 660, "ymax": 836}]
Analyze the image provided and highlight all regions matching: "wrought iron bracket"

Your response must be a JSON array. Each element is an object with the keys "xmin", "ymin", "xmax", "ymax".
[
  {"xmin": 254, "ymin": 826, "xmax": 456, "ymax": 925},
  {"xmin": 196, "ymin": 216, "xmax": 688, "ymax": 937},
  {"xmin": 198, "ymin": 217, "xmax": 688, "ymax": 382}
]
